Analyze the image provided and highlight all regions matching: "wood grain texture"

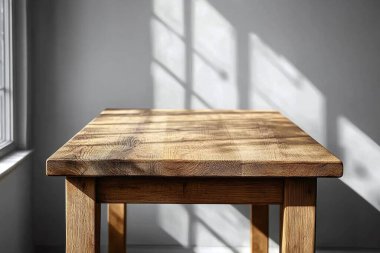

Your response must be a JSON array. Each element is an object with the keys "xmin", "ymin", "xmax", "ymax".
[
  {"xmin": 251, "ymin": 205, "xmax": 268, "ymax": 253},
  {"xmin": 280, "ymin": 178, "xmax": 316, "ymax": 253},
  {"xmin": 47, "ymin": 109, "xmax": 343, "ymax": 177},
  {"xmin": 108, "ymin": 204, "xmax": 126, "ymax": 253},
  {"xmin": 97, "ymin": 177, "xmax": 283, "ymax": 204},
  {"xmin": 66, "ymin": 178, "xmax": 100, "ymax": 253}
]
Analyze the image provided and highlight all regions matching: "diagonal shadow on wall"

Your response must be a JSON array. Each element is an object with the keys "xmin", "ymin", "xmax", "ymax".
[{"xmin": 149, "ymin": 0, "xmax": 380, "ymax": 252}]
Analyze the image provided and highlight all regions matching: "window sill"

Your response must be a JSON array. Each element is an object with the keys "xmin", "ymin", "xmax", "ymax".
[{"xmin": 0, "ymin": 150, "xmax": 32, "ymax": 178}]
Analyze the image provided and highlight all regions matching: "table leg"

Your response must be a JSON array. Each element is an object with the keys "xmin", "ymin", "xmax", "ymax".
[
  {"xmin": 66, "ymin": 177, "xmax": 100, "ymax": 253},
  {"xmin": 251, "ymin": 205, "xmax": 269, "ymax": 253},
  {"xmin": 280, "ymin": 178, "xmax": 316, "ymax": 253},
  {"xmin": 108, "ymin": 203, "xmax": 127, "ymax": 253}
]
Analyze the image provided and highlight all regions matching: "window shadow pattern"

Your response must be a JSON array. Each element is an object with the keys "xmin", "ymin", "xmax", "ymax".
[{"xmin": 129, "ymin": 0, "xmax": 380, "ymax": 252}]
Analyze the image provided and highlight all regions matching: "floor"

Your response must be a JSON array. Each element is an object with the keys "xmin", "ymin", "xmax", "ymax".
[{"xmin": 35, "ymin": 246, "xmax": 380, "ymax": 253}]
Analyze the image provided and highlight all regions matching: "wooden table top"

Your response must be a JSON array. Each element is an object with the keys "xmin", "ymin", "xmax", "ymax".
[{"xmin": 46, "ymin": 109, "xmax": 343, "ymax": 177}]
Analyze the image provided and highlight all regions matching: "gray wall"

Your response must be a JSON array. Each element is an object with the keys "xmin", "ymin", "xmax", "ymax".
[
  {"xmin": 0, "ymin": 157, "xmax": 33, "ymax": 253},
  {"xmin": 31, "ymin": 0, "xmax": 380, "ymax": 251}
]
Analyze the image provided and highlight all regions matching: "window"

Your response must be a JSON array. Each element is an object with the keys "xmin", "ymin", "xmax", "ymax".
[{"xmin": 0, "ymin": 0, "xmax": 13, "ymax": 155}]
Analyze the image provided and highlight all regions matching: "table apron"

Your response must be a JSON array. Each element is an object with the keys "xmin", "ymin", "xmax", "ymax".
[{"xmin": 93, "ymin": 177, "xmax": 284, "ymax": 204}]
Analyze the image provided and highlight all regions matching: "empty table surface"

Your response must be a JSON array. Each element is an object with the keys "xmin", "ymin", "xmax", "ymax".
[{"xmin": 46, "ymin": 109, "xmax": 342, "ymax": 177}]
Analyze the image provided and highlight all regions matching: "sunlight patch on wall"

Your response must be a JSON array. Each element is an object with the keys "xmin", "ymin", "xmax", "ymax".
[
  {"xmin": 194, "ymin": 205, "xmax": 250, "ymax": 247},
  {"xmin": 158, "ymin": 204, "xmax": 190, "ymax": 247},
  {"xmin": 151, "ymin": 0, "xmax": 186, "ymax": 108},
  {"xmin": 153, "ymin": 0, "xmax": 184, "ymax": 36},
  {"xmin": 249, "ymin": 34, "xmax": 326, "ymax": 145},
  {"xmin": 192, "ymin": 0, "xmax": 237, "ymax": 109},
  {"xmin": 151, "ymin": 18, "xmax": 186, "ymax": 82},
  {"xmin": 151, "ymin": 62, "xmax": 186, "ymax": 108},
  {"xmin": 338, "ymin": 116, "xmax": 380, "ymax": 211},
  {"xmin": 194, "ymin": 221, "xmax": 234, "ymax": 251}
]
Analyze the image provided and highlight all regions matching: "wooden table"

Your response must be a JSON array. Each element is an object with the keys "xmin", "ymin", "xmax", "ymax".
[{"xmin": 46, "ymin": 109, "xmax": 343, "ymax": 253}]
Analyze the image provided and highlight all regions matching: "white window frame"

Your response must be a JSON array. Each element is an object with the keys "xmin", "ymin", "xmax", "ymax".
[{"xmin": 0, "ymin": 0, "xmax": 14, "ymax": 157}]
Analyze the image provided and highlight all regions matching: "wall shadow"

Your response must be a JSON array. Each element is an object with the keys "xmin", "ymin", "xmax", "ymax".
[{"xmin": 150, "ymin": 0, "xmax": 380, "ymax": 251}]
